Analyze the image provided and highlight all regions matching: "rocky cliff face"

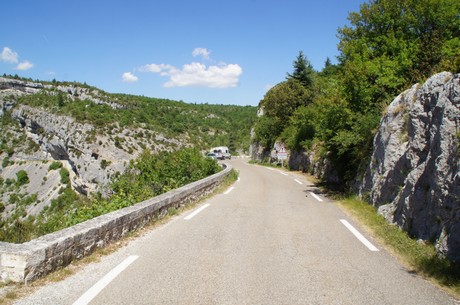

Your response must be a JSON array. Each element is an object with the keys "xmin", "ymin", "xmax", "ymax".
[
  {"xmin": 0, "ymin": 77, "xmax": 186, "ymax": 219},
  {"xmin": 360, "ymin": 72, "xmax": 460, "ymax": 262}
]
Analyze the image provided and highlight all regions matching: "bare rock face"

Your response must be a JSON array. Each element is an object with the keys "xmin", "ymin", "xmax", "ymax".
[
  {"xmin": 0, "ymin": 77, "xmax": 186, "ymax": 218},
  {"xmin": 360, "ymin": 72, "xmax": 460, "ymax": 262}
]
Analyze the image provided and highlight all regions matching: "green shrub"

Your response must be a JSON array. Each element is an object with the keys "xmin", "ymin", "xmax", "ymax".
[
  {"xmin": 2, "ymin": 157, "xmax": 10, "ymax": 168},
  {"xmin": 48, "ymin": 161, "xmax": 62, "ymax": 171},
  {"xmin": 15, "ymin": 170, "xmax": 29, "ymax": 187},
  {"xmin": 59, "ymin": 168, "xmax": 70, "ymax": 185},
  {"xmin": 100, "ymin": 159, "xmax": 111, "ymax": 169},
  {"xmin": 0, "ymin": 147, "xmax": 224, "ymax": 243}
]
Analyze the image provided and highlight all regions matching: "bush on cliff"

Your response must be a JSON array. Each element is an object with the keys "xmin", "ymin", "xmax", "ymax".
[{"xmin": 0, "ymin": 148, "xmax": 222, "ymax": 243}]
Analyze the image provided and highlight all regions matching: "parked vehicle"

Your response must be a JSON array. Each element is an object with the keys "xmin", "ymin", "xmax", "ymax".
[
  {"xmin": 211, "ymin": 146, "xmax": 231, "ymax": 160},
  {"xmin": 206, "ymin": 152, "xmax": 218, "ymax": 160}
]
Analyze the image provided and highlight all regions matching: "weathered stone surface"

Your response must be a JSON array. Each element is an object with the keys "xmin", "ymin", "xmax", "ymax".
[
  {"xmin": 1, "ymin": 77, "xmax": 187, "ymax": 216},
  {"xmin": 288, "ymin": 148, "xmax": 339, "ymax": 184},
  {"xmin": 360, "ymin": 72, "xmax": 460, "ymax": 262}
]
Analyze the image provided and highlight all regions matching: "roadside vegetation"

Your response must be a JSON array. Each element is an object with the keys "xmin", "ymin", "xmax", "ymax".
[
  {"xmin": 0, "ymin": 148, "xmax": 222, "ymax": 243},
  {"xmin": 0, "ymin": 167, "xmax": 239, "ymax": 305},
  {"xmin": 250, "ymin": 1, "xmax": 460, "ymax": 293},
  {"xmin": 253, "ymin": 0, "xmax": 460, "ymax": 187},
  {"xmin": 338, "ymin": 196, "xmax": 460, "ymax": 298}
]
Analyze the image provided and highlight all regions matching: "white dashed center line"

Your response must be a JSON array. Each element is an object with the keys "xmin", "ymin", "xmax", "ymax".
[
  {"xmin": 73, "ymin": 255, "xmax": 139, "ymax": 305},
  {"xmin": 224, "ymin": 186, "xmax": 234, "ymax": 194},
  {"xmin": 309, "ymin": 191, "xmax": 323, "ymax": 202},
  {"xmin": 184, "ymin": 204, "xmax": 211, "ymax": 220},
  {"xmin": 340, "ymin": 219, "xmax": 379, "ymax": 251}
]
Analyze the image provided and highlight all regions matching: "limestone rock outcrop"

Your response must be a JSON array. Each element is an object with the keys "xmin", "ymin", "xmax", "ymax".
[
  {"xmin": 0, "ymin": 77, "xmax": 186, "ymax": 219},
  {"xmin": 360, "ymin": 72, "xmax": 460, "ymax": 262}
]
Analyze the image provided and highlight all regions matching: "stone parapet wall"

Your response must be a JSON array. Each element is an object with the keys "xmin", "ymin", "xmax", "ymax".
[{"xmin": 0, "ymin": 164, "xmax": 231, "ymax": 283}]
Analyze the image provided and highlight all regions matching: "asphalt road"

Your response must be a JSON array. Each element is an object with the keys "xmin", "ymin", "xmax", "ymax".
[{"xmin": 15, "ymin": 158, "xmax": 457, "ymax": 305}]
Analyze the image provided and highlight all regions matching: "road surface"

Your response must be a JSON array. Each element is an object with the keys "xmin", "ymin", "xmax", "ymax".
[{"xmin": 15, "ymin": 158, "xmax": 457, "ymax": 305}]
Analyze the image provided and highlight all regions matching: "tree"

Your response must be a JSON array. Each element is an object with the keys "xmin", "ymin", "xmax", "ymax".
[
  {"xmin": 259, "ymin": 78, "xmax": 311, "ymax": 125},
  {"xmin": 338, "ymin": 0, "xmax": 460, "ymax": 114},
  {"xmin": 287, "ymin": 51, "xmax": 315, "ymax": 89}
]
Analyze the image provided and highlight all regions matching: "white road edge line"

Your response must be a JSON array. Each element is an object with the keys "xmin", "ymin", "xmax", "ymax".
[
  {"xmin": 294, "ymin": 179, "xmax": 303, "ymax": 185},
  {"xmin": 72, "ymin": 255, "xmax": 139, "ymax": 305},
  {"xmin": 340, "ymin": 219, "xmax": 379, "ymax": 252},
  {"xmin": 237, "ymin": 177, "xmax": 240, "ymax": 182},
  {"xmin": 309, "ymin": 191, "xmax": 323, "ymax": 202},
  {"xmin": 184, "ymin": 203, "xmax": 211, "ymax": 220},
  {"xmin": 224, "ymin": 186, "xmax": 234, "ymax": 194},
  {"xmin": 280, "ymin": 172, "xmax": 288, "ymax": 176}
]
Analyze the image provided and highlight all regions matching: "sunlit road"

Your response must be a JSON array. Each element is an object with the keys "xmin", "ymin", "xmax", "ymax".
[{"xmin": 15, "ymin": 158, "xmax": 456, "ymax": 305}]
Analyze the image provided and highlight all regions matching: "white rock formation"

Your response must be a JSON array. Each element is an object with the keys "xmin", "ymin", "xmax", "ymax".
[{"xmin": 360, "ymin": 72, "xmax": 460, "ymax": 262}]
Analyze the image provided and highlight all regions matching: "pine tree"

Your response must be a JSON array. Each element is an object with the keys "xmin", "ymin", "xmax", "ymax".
[{"xmin": 286, "ymin": 51, "xmax": 314, "ymax": 89}]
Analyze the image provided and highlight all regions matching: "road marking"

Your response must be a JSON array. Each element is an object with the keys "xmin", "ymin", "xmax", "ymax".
[
  {"xmin": 237, "ymin": 177, "xmax": 240, "ymax": 182},
  {"xmin": 294, "ymin": 179, "xmax": 303, "ymax": 185},
  {"xmin": 73, "ymin": 255, "xmax": 139, "ymax": 305},
  {"xmin": 309, "ymin": 191, "xmax": 323, "ymax": 202},
  {"xmin": 280, "ymin": 172, "xmax": 288, "ymax": 176},
  {"xmin": 184, "ymin": 203, "xmax": 211, "ymax": 220},
  {"xmin": 340, "ymin": 219, "xmax": 379, "ymax": 252},
  {"xmin": 267, "ymin": 168, "xmax": 275, "ymax": 171},
  {"xmin": 224, "ymin": 186, "xmax": 234, "ymax": 194}
]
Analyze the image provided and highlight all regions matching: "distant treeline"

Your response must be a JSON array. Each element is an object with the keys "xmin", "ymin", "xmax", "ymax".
[{"xmin": 5, "ymin": 75, "xmax": 257, "ymax": 154}]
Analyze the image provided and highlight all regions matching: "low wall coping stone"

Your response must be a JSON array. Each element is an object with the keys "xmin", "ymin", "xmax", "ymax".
[{"xmin": 0, "ymin": 163, "xmax": 232, "ymax": 283}]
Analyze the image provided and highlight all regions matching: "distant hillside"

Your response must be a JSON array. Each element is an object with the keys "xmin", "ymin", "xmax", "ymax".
[{"xmin": 0, "ymin": 75, "xmax": 256, "ymax": 228}]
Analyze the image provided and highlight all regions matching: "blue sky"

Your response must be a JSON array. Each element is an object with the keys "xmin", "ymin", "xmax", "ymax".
[{"xmin": 1, "ymin": 0, "xmax": 365, "ymax": 106}]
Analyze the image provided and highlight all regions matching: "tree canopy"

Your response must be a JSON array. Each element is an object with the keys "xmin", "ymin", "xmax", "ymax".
[{"xmin": 253, "ymin": 0, "xmax": 460, "ymax": 186}]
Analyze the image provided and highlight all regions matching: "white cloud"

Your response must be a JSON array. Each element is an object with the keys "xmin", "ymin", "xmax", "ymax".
[
  {"xmin": 1, "ymin": 47, "xmax": 34, "ymax": 70},
  {"xmin": 15, "ymin": 60, "xmax": 34, "ymax": 71},
  {"xmin": 122, "ymin": 72, "xmax": 139, "ymax": 83},
  {"xmin": 138, "ymin": 63, "xmax": 175, "ymax": 75},
  {"xmin": 137, "ymin": 49, "xmax": 242, "ymax": 88},
  {"xmin": 1, "ymin": 47, "xmax": 19, "ymax": 63},
  {"xmin": 139, "ymin": 62, "xmax": 242, "ymax": 88},
  {"xmin": 164, "ymin": 62, "xmax": 242, "ymax": 88},
  {"xmin": 192, "ymin": 48, "xmax": 211, "ymax": 60}
]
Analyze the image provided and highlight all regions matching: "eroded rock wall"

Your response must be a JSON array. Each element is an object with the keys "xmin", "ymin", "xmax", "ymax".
[{"xmin": 360, "ymin": 72, "xmax": 460, "ymax": 262}]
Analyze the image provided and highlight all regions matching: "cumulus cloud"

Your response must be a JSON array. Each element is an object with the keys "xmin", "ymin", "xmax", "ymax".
[
  {"xmin": 15, "ymin": 60, "xmax": 34, "ymax": 71},
  {"xmin": 136, "ymin": 49, "xmax": 242, "ymax": 88},
  {"xmin": 164, "ymin": 62, "xmax": 242, "ymax": 88},
  {"xmin": 138, "ymin": 63, "xmax": 175, "ymax": 75},
  {"xmin": 122, "ymin": 72, "xmax": 139, "ymax": 82},
  {"xmin": 1, "ymin": 47, "xmax": 34, "ymax": 70},
  {"xmin": 1, "ymin": 47, "xmax": 19, "ymax": 63},
  {"xmin": 192, "ymin": 48, "xmax": 211, "ymax": 60},
  {"xmin": 139, "ymin": 62, "xmax": 242, "ymax": 88}
]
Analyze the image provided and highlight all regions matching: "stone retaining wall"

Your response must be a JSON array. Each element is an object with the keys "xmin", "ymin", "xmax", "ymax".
[{"xmin": 0, "ymin": 164, "xmax": 232, "ymax": 283}]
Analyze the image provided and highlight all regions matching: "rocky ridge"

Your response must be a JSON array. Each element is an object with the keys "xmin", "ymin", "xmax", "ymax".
[{"xmin": 0, "ymin": 77, "xmax": 186, "ymax": 219}]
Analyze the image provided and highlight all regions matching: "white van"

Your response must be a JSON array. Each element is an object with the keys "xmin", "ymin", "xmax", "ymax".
[{"xmin": 211, "ymin": 146, "xmax": 231, "ymax": 160}]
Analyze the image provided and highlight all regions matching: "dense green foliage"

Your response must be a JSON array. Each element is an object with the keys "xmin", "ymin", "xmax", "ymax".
[
  {"xmin": 0, "ymin": 148, "xmax": 222, "ymax": 242},
  {"xmin": 17, "ymin": 90, "xmax": 256, "ymax": 154},
  {"xmin": 15, "ymin": 170, "xmax": 29, "ymax": 187},
  {"xmin": 253, "ymin": 0, "xmax": 460, "ymax": 186}
]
